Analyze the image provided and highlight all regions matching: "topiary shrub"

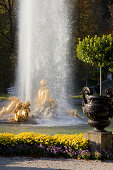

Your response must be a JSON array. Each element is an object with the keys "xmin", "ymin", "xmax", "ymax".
[{"xmin": 76, "ymin": 34, "xmax": 113, "ymax": 95}]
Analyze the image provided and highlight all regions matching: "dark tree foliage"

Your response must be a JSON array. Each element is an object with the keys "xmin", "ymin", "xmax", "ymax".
[
  {"xmin": 0, "ymin": 0, "xmax": 16, "ymax": 94},
  {"xmin": 0, "ymin": 0, "xmax": 113, "ymax": 94},
  {"xmin": 66, "ymin": 0, "xmax": 113, "ymax": 94}
]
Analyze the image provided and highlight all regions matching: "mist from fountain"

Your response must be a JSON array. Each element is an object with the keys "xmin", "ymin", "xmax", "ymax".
[{"xmin": 17, "ymin": 0, "xmax": 84, "ymax": 126}]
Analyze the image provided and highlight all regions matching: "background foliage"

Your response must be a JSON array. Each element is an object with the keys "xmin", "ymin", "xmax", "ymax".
[
  {"xmin": 0, "ymin": 0, "xmax": 16, "ymax": 94},
  {"xmin": 0, "ymin": 0, "xmax": 113, "ymax": 94},
  {"xmin": 67, "ymin": 0, "xmax": 113, "ymax": 94}
]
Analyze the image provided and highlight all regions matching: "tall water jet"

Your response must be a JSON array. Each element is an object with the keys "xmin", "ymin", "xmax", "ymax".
[
  {"xmin": 18, "ymin": 0, "xmax": 70, "ymax": 108},
  {"xmin": 17, "ymin": 0, "xmax": 84, "ymax": 125},
  {"xmin": 18, "ymin": 0, "xmax": 33, "ymax": 101}
]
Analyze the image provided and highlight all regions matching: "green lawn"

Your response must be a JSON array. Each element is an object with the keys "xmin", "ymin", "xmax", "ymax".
[
  {"xmin": 0, "ymin": 96, "xmax": 9, "ymax": 101},
  {"xmin": 70, "ymin": 95, "xmax": 82, "ymax": 99},
  {"xmin": 0, "ymin": 123, "xmax": 112, "ymax": 135}
]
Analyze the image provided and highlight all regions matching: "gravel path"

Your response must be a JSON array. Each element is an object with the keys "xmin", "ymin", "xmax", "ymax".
[{"xmin": 0, "ymin": 157, "xmax": 113, "ymax": 170}]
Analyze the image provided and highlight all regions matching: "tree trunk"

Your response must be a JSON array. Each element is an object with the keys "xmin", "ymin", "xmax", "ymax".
[{"xmin": 100, "ymin": 65, "xmax": 102, "ymax": 96}]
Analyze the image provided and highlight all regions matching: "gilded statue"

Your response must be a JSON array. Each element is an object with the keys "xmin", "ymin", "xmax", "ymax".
[
  {"xmin": 31, "ymin": 79, "xmax": 56, "ymax": 118},
  {"xmin": 0, "ymin": 96, "xmax": 20, "ymax": 115},
  {"xmin": 0, "ymin": 96, "xmax": 30, "ymax": 122},
  {"xmin": 65, "ymin": 109, "xmax": 84, "ymax": 119},
  {"xmin": 34, "ymin": 79, "xmax": 55, "ymax": 108},
  {"xmin": 12, "ymin": 101, "xmax": 30, "ymax": 122}
]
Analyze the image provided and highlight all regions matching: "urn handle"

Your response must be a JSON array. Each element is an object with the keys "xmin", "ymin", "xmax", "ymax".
[
  {"xmin": 105, "ymin": 88, "xmax": 113, "ymax": 118},
  {"xmin": 105, "ymin": 88, "xmax": 113, "ymax": 98},
  {"xmin": 82, "ymin": 87, "xmax": 93, "ymax": 104}
]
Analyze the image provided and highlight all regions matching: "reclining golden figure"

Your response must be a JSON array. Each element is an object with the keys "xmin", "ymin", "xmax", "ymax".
[
  {"xmin": 0, "ymin": 96, "xmax": 20, "ymax": 115},
  {"xmin": 0, "ymin": 96, "xmax": 30, "ymax": 122},
  {"xmin": 65, "ymin": 109, "xmax": 84, "ymax": 119}
]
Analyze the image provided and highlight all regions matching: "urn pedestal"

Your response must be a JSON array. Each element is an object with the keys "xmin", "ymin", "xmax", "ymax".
[{"xmin": 83, "ymin": 131, "xmax": 112, "ymax": 152}]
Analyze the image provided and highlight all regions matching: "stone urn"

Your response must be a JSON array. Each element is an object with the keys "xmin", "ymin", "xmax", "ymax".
[{"xmin": 82, "ymin": 87, "xmax": 113, "ymax": 132}]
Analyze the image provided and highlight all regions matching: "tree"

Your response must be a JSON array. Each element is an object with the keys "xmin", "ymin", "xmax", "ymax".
[
  {"xmin": 0, "ymin": 0, "xmax": 16, "ymax": 53},
  {"xmin": 0, "ymin": 0, "xmax": 16, "ymax": 93},
  {"xmin": 65, "ymin": 0, "xmax": 113, "ymax": 93},
  {"xmin": 76, "ymin": 34, "xmax": 113, "ymax": 96}
]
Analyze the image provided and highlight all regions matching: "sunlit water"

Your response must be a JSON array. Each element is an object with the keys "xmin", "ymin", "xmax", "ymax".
[{"xmin": 16, "ymin": 0, "xmax": 85, "ymax": 126}]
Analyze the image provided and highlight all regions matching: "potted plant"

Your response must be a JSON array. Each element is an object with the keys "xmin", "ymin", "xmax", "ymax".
[{"xmin": 76, "ymin": 34, "xmax": 113, "ymax": 131}]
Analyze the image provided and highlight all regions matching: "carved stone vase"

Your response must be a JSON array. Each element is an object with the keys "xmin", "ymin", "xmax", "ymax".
[{"xmin": 82, "ymin": 87, "xmax": 113, "ymax": 132}]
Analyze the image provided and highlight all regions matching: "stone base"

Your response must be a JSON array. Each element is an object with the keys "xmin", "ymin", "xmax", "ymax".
[
  {"xmin": 31, "ymin": 101, "xmax": 56, "ymax": 119},
  {"xmin": 84, "ymin": 131, "xmax": 112, "ymax": 152},
  {"xmin": 0, "ymin": 116, "xmax": 37, "ymax": 124}
]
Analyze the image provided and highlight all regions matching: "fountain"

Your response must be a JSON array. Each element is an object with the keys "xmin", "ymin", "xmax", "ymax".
[
  {"xmin": 15, "ymin": 0, "xmax": 85, "ymax": 126},
  {"xmin": 0, "ymin": 0, "xmax": 85, "ymax": 126},
  {"xmin": 17, "ymin": 0, "xmax": 69, "ymax": 105}
]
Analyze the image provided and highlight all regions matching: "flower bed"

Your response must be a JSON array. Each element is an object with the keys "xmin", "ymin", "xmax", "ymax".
[{"xmin": 0, "ymin": 132, "xmax": 113, "ymax": 160}]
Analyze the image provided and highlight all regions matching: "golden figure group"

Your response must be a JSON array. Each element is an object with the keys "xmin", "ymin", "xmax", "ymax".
[
  {"xmin": 0, "ymin": 79, "xmax": 84, "ymax": 122},
  {"xmin": 0, "ymin": 79, "xmax": 55, "ymax": 122}
]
